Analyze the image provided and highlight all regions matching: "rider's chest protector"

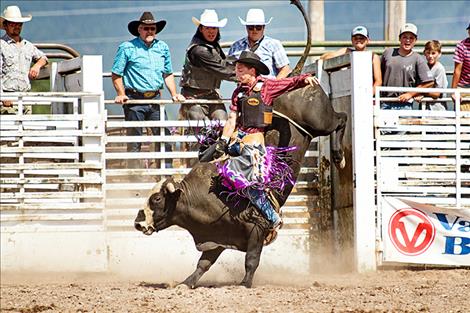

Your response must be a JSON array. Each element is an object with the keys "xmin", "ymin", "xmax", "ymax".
[{"xmin": 238, "ymin": 83, "xmax": 273, "ymax": 128}]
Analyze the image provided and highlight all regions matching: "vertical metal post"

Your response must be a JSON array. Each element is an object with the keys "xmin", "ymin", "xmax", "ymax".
[
  {"xmin": 455, "ymin": 90, "xmax": 461, "ymax": 209},
  {"xmin": 350, "ymin": 52, "xmax": 376, "ymax": 271}
]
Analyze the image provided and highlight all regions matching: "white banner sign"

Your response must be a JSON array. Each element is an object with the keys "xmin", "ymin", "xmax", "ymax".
[{"xmin": 382, "ymin": 197, "xmax": 470, "ymax": 266}]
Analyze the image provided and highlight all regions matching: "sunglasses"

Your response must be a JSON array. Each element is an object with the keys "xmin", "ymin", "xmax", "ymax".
[
  {"xmin": 247, "ymin": 25, "xmax": 264, "ymax": 31},
  {"xmin": 141, "ymin": 26, "xmax": 156, "ymax": 31},
  {"xmin": 6, "ymin": 21, "xmax": 23, "ymax": 27}
]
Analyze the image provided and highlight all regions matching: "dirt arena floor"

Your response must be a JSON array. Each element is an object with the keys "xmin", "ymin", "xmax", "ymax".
[{"xmin": 1, "ymin": 269, "xmax": 469, "ymax": 313}]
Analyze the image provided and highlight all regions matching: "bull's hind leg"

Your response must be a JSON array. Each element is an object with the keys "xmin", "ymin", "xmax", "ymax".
[
  {"xmin": 181, "ymin": 247, "xmax": 224, "ymax": 289},
  {"xmin": 240, "ymin": 232, "xmax": 264, "ymax": 288},
  {"xmin": 331, "ymin": 112, "xmax": 347, "ymax": 169}
]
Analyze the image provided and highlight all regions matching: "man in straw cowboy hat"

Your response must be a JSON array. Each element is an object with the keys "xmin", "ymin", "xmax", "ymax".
[
  {"xmin": 214, "ymin": 51, "xmax": 318, "ymax": 231},
  {"xmin": 1, "ymin": 5, "xmax": 48, "ymax": 114},
  {"xmin": 229, "ymin": 8, "xmax": 291, "ymax": 79},
  {"xmin": 179, "ymin": 9, "xmax": 236, "ymax": 121},
  {"xmin": 111, "ymin": 11, "xmax": 184, "ymax": 167}
]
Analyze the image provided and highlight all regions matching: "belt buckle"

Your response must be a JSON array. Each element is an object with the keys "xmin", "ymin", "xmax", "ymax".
[{"xmin": 143, "ymin": 91, "xmax": 156, "ymax": 98}]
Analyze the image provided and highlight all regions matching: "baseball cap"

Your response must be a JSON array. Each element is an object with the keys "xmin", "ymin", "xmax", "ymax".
[
  {"xmin": 399, "ymin": 23, "xmax": 418, "ymax": 37},
  {"xmin": 467, "ymin": 23, "xmax": 470, "ymax": 30},
  {"xmin": 351, "ymin": 25, "xmax": 369, "ymax": 38}
]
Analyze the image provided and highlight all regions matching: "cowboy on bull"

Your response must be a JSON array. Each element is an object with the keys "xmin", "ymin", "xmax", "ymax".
[{"xmin": 213, "ymin": 51, "xmax": 319, "ymax": 230}]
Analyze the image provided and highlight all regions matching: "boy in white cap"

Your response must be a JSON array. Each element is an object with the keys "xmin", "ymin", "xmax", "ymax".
[
  {"xmin": 321, "ymin": 25, "xmax": 382, "ymax": 94},
  {"xmin": 1, "ymin": 5, "xmax": 48, "ymax": 114},
  {"xmin": 179, "ymin": 9, "xmax": 236, "ymax": 121},
  {"xmin": 380, "ymin": 23, "xmax": 434, "ymax": 110},
  {"xmin": 229, "ymin": 8, "xmax": 291, "ymax": 79}
]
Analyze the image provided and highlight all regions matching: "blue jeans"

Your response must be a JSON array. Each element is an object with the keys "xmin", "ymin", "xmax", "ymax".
[
  {"xmin": 123, "ymin": 96, "xmax": 172, "ymax": 168},
  {"xmin": 123, "ymin": 103, "xmax": 162, "ymax": 152},
  {"xmin": 247, "ymin": 188, "xmax": 279, "ymax": 224},
  {"xmin": 381, "ymin": 102, "xmax": 413, "ymax": 110}
]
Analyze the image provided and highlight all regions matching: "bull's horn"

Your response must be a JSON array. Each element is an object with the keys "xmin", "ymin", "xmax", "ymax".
[{"xmin": 166, "ymin": 182, "xmax": 176, "ymax": 193}]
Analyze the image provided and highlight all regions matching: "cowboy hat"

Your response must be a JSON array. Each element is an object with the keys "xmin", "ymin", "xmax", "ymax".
[
  {"xmin": 192, "ymin": 9, "xmax": 227, "ymax": 28},
  {"xmin": 235, "ymin": 51, "xmax": 269, "ymax": 75},
  {"xmin": 238, "ymin": 8, "xmax": 272, "ymax": 26},
  {"xmin": 128, "ymin": 11, "xmax": 166, "ymax": 37},
  {"xmin": 0, "ymin": 5, "xmax": 32, "ymax": 29}
]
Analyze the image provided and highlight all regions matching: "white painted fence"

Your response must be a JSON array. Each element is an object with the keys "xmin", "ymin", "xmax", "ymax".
[{"xmin": 372, "ymin": 86, "xmax": 470, "ymax": 266}]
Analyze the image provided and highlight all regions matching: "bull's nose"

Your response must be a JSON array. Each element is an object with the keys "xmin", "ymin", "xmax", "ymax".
[{"xmin": 134, "ymin": 222, "xmax": 143, "ymax": 232}]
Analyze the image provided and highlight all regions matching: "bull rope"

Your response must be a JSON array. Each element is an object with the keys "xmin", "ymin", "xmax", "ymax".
[{"xmin": 273, "ymin": 109, "xmax": 314, "ymax": 140}]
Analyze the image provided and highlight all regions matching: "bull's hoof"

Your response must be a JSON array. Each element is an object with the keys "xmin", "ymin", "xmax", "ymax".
[
  {"xmin": 337, "ymin": 156, "xmax": 346, "ymax": 169},
  {"xmin": 332, "ymin": 150, "xmax": 346, "ymax": 170},
  {"xmin": 175, "ymin": 283, "xmax": 191, "ymax": 290},
  {"xmin": 263, "ymin": 229, "xmax": 278, "ymax": 246},
  {"xmin": 240, "ymin": 281, "xmax": 252, "ymax": 288}
]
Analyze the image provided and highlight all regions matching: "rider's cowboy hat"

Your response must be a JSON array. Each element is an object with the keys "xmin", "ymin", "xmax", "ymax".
[
  {"xmin": 192, "ymin": 9, "xmax": 227, "ymax": 28},
  {"xmin": 128, "ymin": 11, "xmax": 166, "ymax": 37},
  {"xmin": 0, "ymin": 6, "xmax": 32, "ymax": 29},
  {"xmin": 238, "ymin": 8, "xmax": 272, "ymax": 26},
  {"xmin": 234, "ymin": 51, "xmax": 269, "ymax": 75}
]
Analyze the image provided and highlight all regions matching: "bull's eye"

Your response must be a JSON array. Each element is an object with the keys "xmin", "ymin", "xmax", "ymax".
[{"xmin": 150, "ymin": 195, "xmax": 161, "ymax": 205}]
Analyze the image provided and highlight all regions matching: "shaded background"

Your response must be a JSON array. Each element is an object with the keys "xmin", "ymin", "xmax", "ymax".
[{"xmin": 2, "ymin": 0, "xmax": 469, "ymax": 116}]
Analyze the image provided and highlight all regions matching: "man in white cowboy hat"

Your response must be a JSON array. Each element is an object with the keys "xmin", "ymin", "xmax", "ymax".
[
  {"xmin": 179, "ymin": 9, "xmax": 236, "ymax": 121},
  {"xmin": 229, "ymin": 8, "xmax": 290, "ymax": 79},
  {"xmin": 1, "ymin": 5, "xmax": 48, "ymax": 114},
  {"xmin": 214, "ymin": 50, "xmax": 318, "ymax": 233},
  {"xmin": 111, "ymin": 11, "xmax": 184, "ymax": 166}
]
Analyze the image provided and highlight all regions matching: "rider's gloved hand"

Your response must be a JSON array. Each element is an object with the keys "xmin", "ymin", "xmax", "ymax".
[{"xmin": 214, "ymin": 138, "xmax": 228, "ymax": 159}]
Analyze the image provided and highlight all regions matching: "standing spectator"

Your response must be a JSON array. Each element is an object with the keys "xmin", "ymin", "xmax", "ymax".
[
  {"xmin": 229, "ymin": 8, "xmax": 291, "ymax": 79},
  {"xmin": 381, "ymin": 23, "xmax": 434, "ymax": 110},
  {"xmin": 321, "ymin": 25, "xmax": 382, "ymax": 94},
  {"xmin": 111, "ymin": 11, "xmax": 184, "ymax": 167},
  {"xmin": 418, "ymin": 40, "xmax": 448, "ymax": 110},
  {"xmin": 451, "ymin": 23, "xmax": 470, "ymax": 111},
  {"xmin": 179, "ymin": 9, "xmax": 236, "ymax": 121},
  {"xmin": 1, "ymin": 5, "xmax": 48, "ymax": 114}
]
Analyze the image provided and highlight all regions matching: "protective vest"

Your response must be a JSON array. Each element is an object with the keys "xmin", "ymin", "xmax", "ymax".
[
  {"xmin": 238, "ymin": 83, "xmax": 273, "ymax": 128},
  {"xmin": 180, "ymin": 36, "xmax": 224, "ymax": 90}
]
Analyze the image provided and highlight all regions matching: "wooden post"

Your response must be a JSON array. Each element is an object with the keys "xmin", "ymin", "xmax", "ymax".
[
  {"xmin": 385, "ymin": 0, "xmax": 406, "ymax": 41},
  {"xmin": 308, "ymin": 0, "xmax": 325, "ymax": 60},
  {"xmin": 308, "ymin": 0, "xmax": 325, "ymax": 41},
  {"xmin": 350, "ymin": 52, "xmax": 376, "ymax": 271}
]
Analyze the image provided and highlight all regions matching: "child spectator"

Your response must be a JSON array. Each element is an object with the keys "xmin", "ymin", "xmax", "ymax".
[
  {"xmin": 381, "ymin": 23, "xmax": 434, "ymax": 110},
  {"xmin": 321, "ymin": 25, "xmax": 382, "ymax": 94},
  {"xmin": 418, "ymin": 40, "xmax": 448, "ymax": 110}
]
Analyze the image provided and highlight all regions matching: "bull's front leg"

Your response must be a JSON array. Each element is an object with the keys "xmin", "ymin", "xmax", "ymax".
[
  {"xmin": 181, "ymin": 247, "xmax": 224, "ymax": 289},
  {"xmin": 240, "ymin": 231, "xmax": 264, "ymax": 288}
]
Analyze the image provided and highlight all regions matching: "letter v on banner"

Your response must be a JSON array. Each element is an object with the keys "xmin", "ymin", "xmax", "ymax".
[{"xmin": 381, "ymin": 197, "xmax": 470, "ymax": 266}]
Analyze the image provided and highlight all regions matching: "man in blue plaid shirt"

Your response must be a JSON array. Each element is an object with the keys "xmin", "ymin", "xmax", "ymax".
[{"xmin": 229, "ymin": 8, "xmax": 291, "ymax": 79}]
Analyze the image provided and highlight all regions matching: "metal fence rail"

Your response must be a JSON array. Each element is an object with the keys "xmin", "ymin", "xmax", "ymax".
[{"xmin": 0, "ymin": 94, "xmax": 105, "ymax": 233}]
